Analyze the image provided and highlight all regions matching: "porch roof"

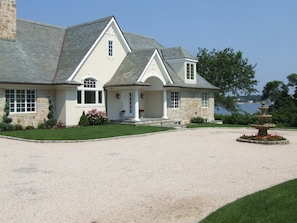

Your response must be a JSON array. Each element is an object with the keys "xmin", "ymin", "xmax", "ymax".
[{"xmin": 104, "ymin": 48, "xmax": 219, "ymax": 90}]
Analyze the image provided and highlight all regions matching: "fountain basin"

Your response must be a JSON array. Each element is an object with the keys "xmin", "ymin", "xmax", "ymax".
[
  {"xmin": 251, "ymin": 123, "xmax": 276, "ymax": 129},
  {"xmin": 237, "ymin": 135, "xmax": 289, "ymax": 145}
]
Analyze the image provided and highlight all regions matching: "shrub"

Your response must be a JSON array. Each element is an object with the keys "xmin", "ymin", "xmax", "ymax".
[
  {"xmin": 215, "ymin": 113, "xmax": 256, "ymax": 125},
  {"xmin": 26, "ymin": 125, "xmax": 35, "ymax": 130},
  {"xmin": 14, "ymin": 124, "xmax": 23, "ymax": 130},
  {"xmin": 56, "ymin": 120, "xmax": 66, "ymax": 128},
  {"xmin": 45, "ymin": 118, "xmax": 57, "ymax": 128},
  {"xmin": 38, "ymin": 123, "xmax": 46, "ymax": 129},
  {"xmin": 86, "ymin": 109, "xmax": 108, "ymax": 125},
  {"xmin": 0, "ymin": 123, "xmax": 14, "ymax": 131},
  {"xmin": 0, "ymin": 101, "xmax": 13, "ymax": 131},
  {"xmin": 190, "ymin": 116, "xmax": 205, "ymax": 124},
  {"xmin": 79, "ymin": 111, "xmax": 90, "ymax": 126}
]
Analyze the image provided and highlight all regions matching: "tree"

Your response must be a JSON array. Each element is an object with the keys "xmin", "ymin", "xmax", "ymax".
[
  {"xmin": 287, "ymin": 73, "xmax": 297, "ymax": 103},
  {"xmin": 262, "ymin": 75, "xmax": 297, "ymax": 127},
  {"xmin": 197, "ymin": 47, "xmax": 258, "ymax": 113}
]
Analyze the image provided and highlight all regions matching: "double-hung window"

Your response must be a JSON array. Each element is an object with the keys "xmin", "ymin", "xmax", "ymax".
[
  {"xmin": 170, "ymin": 91, "xmax": 180, "ymax": 108},
  {"xmin": 77, "ymin": 78, "xmax": 103, "ymax": 105},
  {"xmin": 202, "ymin": 92, "xmax": 208, "ymax": 108},
  {"xmin": 5, "ymin": 89, "xmax": 36, "ymax": 113},
  {"xmin": 186, "ymin": 63, "xmax": 194, "ymax": 80}
]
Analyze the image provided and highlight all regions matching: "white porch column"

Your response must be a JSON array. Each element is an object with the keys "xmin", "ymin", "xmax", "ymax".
[
  {"xmin": 162, "ymin": 89, "xmax": 168, "ymax": 119},
  {"xmin": 133, "ymin": 90, "xmax": 140, "ymax": 121}
]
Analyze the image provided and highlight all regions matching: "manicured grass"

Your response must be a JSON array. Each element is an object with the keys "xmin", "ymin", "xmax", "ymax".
[
  {"xmin": 187, "ymin": 123, "xmax": 249, "ymax": 128},
  {"xmin": 0, "ymin": 124, "xmax": 174, "ymax": 140},
  {"xmin": 187, "ymin": 123, "xmax": 297, "ymax": 129},
  {"xmin": 199, "ymin": 179, "xmax": 297, "ymax": 223}
]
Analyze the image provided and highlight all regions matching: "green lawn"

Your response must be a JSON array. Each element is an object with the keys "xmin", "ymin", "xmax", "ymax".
[
  {"xmin": 199, "ymin": 179, "xmax": 297, "ymax": 223},
  {"xmin": 186, "ymin": 123, "xmax": 247, "ymax": 128},
  {"xmin": 0, "ymin": 124, "xmax": 174, "ymax": 140}
]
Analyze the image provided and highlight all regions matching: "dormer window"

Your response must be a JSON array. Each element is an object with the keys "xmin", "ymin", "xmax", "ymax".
[
  {"xmin": 108, "ymin": 40, "xmax": 114, "ymax": 57},
  {"xmin": 186, "ymin": 63, "xmax": 195, "ymax": 80}
]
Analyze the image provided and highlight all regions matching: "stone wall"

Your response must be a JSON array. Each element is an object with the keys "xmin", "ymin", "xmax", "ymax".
[
  {"xmin": 167, "ymin": 91, "xmax": 215, "ymax": 124},
  {"xmin": 0, "ymin": 89, "xmax": 55, "ymax": 128},
  {"xmin": 0, "ymin": 0, "xmax": 16, "ymax": 41}
]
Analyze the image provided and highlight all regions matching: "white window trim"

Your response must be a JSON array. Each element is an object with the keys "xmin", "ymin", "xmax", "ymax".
[
  {"xmin": 107, "ymin": 39, "xmax": 115, "ymax": 59},
  {"xmin": 185, "ymin": 62, "xmax": 196, "ymax": 83},
  {"xmin": 5, "ymin": 89, "xmax": 36, "ymax": 113},
  {"xmin": 202, "ymin": 92, "xmax": 209, "ymax": 108},
  {"xmin": 77, "ymin": 78, "xmax": 104, "ymax": 106},
  {"xmin": 170, "ymin": 91, "xmax": 180, "ymax": 109}
]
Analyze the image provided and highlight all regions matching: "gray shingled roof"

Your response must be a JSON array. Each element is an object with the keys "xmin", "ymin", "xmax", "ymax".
[
  {"xmin": 123, "ymin": 32, "xmax": 164, "ymax": 51},
  {"xmin": 54, "ymin": 16, "xmax": 113, "ymax": 83},
  {"xmin": 0, "ymin": 16, "xmax": 218, "ymax": 90},
  {"xmin": 105, "ymin": 48, "xmax": 219, "ymax": 90},
  {"xmin": 105, "ymin": 49, "xmax": 155, "ymax": 87},
  {"xmin": 0, "ymin": 19, "xmax": 65, "ymax": 84},
  {"xmin": 160, "ymin": 47, "xmax": 197, "ymax": 61}
]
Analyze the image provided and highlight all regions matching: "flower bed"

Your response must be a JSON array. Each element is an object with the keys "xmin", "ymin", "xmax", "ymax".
[{"xmin": 237, "ymin": 134, "xmax": 289, "ymax": 144}]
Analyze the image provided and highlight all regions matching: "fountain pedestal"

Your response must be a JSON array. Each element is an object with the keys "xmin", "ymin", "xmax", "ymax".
[
  {"xmin": 237, "ymin": 101, "xmax": 289, "ymax": 144},
  {"xmin": 251, "ymin": 102, "xmax": 275, "ymax": 136}
]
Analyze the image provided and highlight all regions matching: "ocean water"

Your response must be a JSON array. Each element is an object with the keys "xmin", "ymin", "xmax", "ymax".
[{"xmin": 215, "ymin": 103, "xmax": 261, "ymax": 115}]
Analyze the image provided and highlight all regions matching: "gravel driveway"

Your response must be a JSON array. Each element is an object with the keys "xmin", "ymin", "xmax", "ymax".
[{"xmin": 0, "ymin": 128, "xmax": 296, "ymax": 223}]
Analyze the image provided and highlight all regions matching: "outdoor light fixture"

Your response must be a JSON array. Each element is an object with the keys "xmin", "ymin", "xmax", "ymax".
[
  {"xmin": 140, "ymin": 93, "xmax": 144, "ymax": 99},
  {"xmin": 116, "ymin": 93, "xmax": 120, "ymax": 99}
]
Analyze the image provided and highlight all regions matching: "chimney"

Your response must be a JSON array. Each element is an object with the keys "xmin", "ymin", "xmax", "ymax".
[{"xmin": 0, "ymin": 0, "xmax": 16, "ymax": 41}]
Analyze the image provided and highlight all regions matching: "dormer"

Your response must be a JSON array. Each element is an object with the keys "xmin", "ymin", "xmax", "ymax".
[{"xmin": 161, "ymin": 47, "xmax": 198, "ymax": 84}]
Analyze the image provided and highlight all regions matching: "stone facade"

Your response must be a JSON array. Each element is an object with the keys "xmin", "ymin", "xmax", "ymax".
[
  {"xmin": 0, "ymin": 89, "xmax": 55, "ymax": 127},
  {"xmin": 0, "ymin": 0, "xmax": 16, "ymax": 41},
  {"xmin": 167, "ymin": 91, "xmax": 215, "ymax": 123}
]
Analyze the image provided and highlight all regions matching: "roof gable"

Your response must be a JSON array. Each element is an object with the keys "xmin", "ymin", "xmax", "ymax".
[
  {"xmin": 137, "ymin": 49, "xmax": 173, "ymax": 85},
  {"xmin": 105, "ymin": 49, "xmax": 156, "ymax": 87},
  {"xmin": 54, "ymin": 16, "xmax": 131, "ymax": 83}
]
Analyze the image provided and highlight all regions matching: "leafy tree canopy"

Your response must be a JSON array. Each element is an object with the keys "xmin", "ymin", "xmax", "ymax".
[
  {"xmin": 262, "ymin": 74, "xmax": 297, "ymax": 127},
  {"xmin": 197, "ymin": 47, "xmax": 258, "ymax": 113}
]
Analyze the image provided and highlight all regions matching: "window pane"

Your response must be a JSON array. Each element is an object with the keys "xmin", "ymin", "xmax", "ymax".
[
  {"xmin": 98, "ymin": 91, "xmax": 103, "ymax": 104},
  {"xmin": 85, "ymin": 91, "xmax": 96, "ymax": 104},
  {"xmin": 202, "ymin": 93, "xmax": 208, "ymax": 108},
  {"xmin": 26, "ymin": 90, "xmax": 36, "ymax": 112},
  {"xmin": 170, "ymin": 91, "xmax": 179, "ymax": 108},
  {"xmin": 84, "ymin": 78, "xmax": 96, "ymax": 88},
  {"xmin": 77, "ymin": 90, "xmax": 82, "ymax": 104},
  {"xmin": 16, "ymin": 90, "xmax": 25, "ymax": 112},
  {"xmin": 191, "ymin": 64, "xmax": 194, "ymax": 79},
  {"xmin": 108, "ymin": 40, "xmax": 113, "ymax": 57},
  {"xmin": 186, "ymin": 64, "xmax": 190, "ymax": 79},
  {"xmin": 5, "ymin": 89, "xmax": 15, "ymax": 112}
]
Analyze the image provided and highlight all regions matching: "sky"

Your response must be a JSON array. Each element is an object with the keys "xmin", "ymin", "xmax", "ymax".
[{"xmin": 17, "ymin": 0, "xmax": 297, "ymax": 93}]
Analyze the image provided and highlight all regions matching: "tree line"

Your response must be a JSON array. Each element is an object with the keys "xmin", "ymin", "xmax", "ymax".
[{"xmin": 197, "ymin": 48, "xmax": 297, "ymax": 127}]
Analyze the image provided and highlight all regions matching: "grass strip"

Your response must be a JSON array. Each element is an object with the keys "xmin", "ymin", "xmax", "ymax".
[
  {"xmin": 0, "ymin": 124, "xmax": 173, "ymax": 140},
  {"xmin": 199, "ymin": 179, "xmax": 297, "ymax": 223}
]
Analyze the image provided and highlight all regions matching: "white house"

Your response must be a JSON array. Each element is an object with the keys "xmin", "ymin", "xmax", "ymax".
[{"xmin": 0, "ymin": 0, "xmax": 219, "ymax": 127}]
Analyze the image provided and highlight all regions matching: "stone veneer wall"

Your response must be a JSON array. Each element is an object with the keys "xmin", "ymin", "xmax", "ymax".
[
  {"xmin": 0, "ymin": 89, "xmax": 55, "ymax": 128},
  {"xmin": 167, "ymin": 91, "xmax": 215, "ymax": 124},
  {"xmin": 0, "ymin": 0, "xmax": 16, "ymax": 41}
]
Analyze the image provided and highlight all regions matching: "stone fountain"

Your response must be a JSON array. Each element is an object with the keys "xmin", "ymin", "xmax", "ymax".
[
  {"xmin": 237, "ymin": 101, "xmax": 289, "ymax": 144},
  {"xmin": 251, "ymin": 101, "xmax": 275, "ymax": 136}
]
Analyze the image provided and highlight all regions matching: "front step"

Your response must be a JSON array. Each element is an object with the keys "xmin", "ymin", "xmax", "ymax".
[{"xmin": 134, "ymin": 119, "xmax": 185, "ymax": 128}]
